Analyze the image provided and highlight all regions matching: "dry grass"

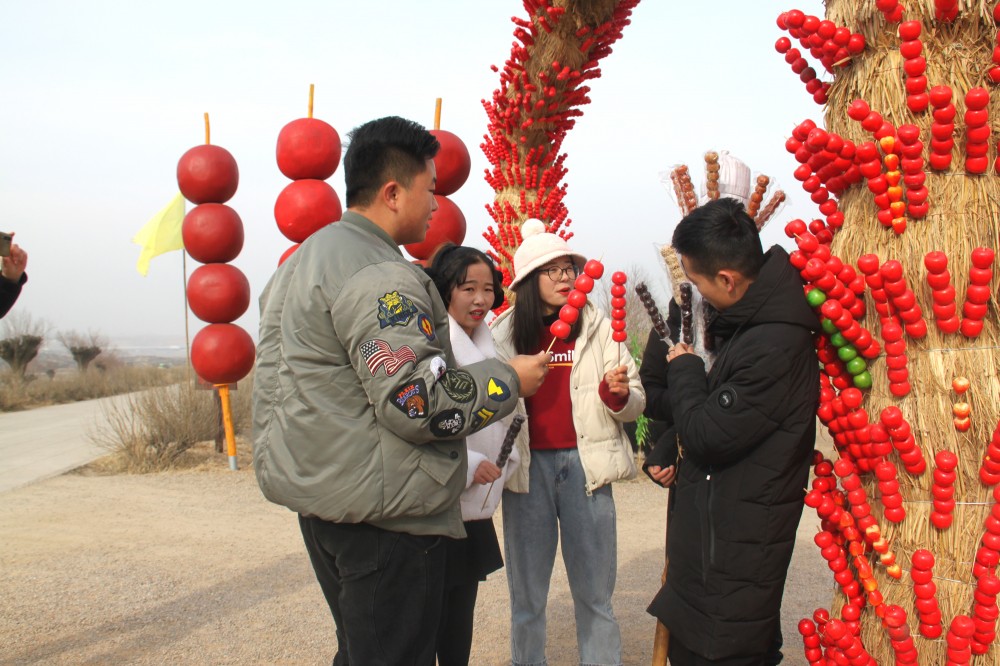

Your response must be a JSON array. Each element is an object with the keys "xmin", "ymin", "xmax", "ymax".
[
  {"xmin": 85, "ymin": 375, "xmax": 253, "ymax": 475},
  {"xmin": 0, "ymin": 364, "xmax": 187, "ymax": 412}
]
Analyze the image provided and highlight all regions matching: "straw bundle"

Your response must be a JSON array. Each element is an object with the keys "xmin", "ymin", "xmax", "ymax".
[{"xmin": 812, "ymin": 0, "xmax": 1000, "ymax": 661}]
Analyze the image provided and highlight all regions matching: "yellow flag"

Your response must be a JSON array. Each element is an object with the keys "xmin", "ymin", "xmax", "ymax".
[{"xmin": 134, "ymin": 193, "xmax": 186, "ymax": 276}]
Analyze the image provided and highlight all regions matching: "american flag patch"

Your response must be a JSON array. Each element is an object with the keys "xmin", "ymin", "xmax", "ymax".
[{"xmin": 359, "ymin": 339, "xmax": 417, "ymax": 376}]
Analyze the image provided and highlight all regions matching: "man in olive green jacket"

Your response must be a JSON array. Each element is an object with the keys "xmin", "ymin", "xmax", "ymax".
[{"xmin": 253, "ymin": 117, "xmax": 548, "ymax": 666}]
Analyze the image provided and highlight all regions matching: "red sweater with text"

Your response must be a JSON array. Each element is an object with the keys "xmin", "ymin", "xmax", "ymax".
[{"xmin": 525, "ymin": 322, "xmax": 626, "ymax": 450}]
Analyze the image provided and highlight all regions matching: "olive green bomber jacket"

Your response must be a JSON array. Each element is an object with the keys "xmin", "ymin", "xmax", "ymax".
[{"xmin": 252, "ymin": 212, "xmax": 520, "ymax": 538}]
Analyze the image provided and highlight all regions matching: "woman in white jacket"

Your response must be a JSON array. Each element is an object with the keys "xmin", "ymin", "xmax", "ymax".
[
  {"xmin": 491, "ymin": 220, "xmax": 645, "ymax": 666},
  {"xmin": 425, "ymin": 244, "xmax": 521, "ymax": 666}
]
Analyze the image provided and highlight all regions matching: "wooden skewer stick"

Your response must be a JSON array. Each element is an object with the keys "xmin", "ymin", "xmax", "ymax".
[
  {"xmin": 434, "ymin": 97, "xmax": 442, "ymax": 130},
  {"xmin": 203, "ymin": 112, "xmax": 210, "ymax": 145},
  {"xmin": 308, "ymin": 83, "xmax": 314, "ymax": 119}
]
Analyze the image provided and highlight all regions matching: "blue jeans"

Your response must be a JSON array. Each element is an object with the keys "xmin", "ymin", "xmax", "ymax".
[{"xmin": 502, "ymin": 448, "xmax": 622, "ymax": 666}]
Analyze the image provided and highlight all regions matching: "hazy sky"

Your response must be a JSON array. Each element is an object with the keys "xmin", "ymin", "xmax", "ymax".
[{"xmin": 0, "ymin": 0, "xmax": 825, "ymax": 346}]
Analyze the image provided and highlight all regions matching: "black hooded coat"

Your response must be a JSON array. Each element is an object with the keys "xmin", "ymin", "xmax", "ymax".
[{"xmin": 646, "ymin": 246, "xmax": 820, "ymax": 660}]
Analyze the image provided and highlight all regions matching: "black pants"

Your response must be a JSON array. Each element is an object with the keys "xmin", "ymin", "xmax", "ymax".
[
  {"xmin": 669, "ymin": 625, "xmax": 783, "ymax": 666},
  {"xmin": 299, "ymin": 515, "xmax": 446, "ymax": 666},
  {"xmin": 435, "ymin": 579, "xmax": 480, "ymax": 666}
]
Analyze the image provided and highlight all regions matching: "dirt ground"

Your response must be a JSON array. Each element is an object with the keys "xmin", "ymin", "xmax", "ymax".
[{"xmin": 0, "ymin": 443, "xmax": 829, "ymax": 665}]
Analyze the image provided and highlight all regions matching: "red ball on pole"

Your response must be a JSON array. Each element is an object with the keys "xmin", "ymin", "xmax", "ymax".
[
  {"xmin": 177, "ymin": 144, "xmax": 239, "ymax": 204},
  {"xmin": 182, "ymin": 203, "xmax": 244, "ymax": 264},
  {"xmin": 186, "ymin": 263, "xmax": 251, "ymax": 324},
  {"xmin": 191, "ymin": 324, "xmax": 256, "ymax": 385},
  {"xmin": 274, "ymin": 179, "xmax": 343, "ymax": 243},
  {"xmin": 276, "ymin": 117, "xmax": 342, "ymax": 180},
  {"xmin": 279, "ymin": 243, "xmax": 300, "ymax": 265},
  {"xmin": 403, "ymin": 195, "xmax": 467, "ymax": 260},
  {"xmin": 430, "ymin": 129, "xmax": 472, "ymax": 196}
]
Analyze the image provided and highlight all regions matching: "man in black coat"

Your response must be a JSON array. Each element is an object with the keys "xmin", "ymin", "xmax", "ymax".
[{"xmin": 644, "ymin": 198, "xmax": 819, "ymax": 665}]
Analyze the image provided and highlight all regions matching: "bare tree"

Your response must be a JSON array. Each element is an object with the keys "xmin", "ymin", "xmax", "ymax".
[
  {"xmin": 58, "ymin": 330, "xmax": 107, "ymax": 372},
  {"xmin": 0, "ymin": 311, "xmax": 47, "ymax": 378}
]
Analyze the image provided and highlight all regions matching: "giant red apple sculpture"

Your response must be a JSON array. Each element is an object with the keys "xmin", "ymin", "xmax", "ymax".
[
  {"xmin": 274, "ymin": 85, "xmax": 344, "ymax": 264},
  {"xmin": 404, "ymin": 100, "xmax": 470, "ymax": 261}
]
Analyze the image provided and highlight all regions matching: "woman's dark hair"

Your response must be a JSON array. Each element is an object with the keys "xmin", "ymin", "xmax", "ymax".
[
  {"xmin": 425, "ymin": 244, "xmax": 504, "ymax": 310},
  {"xmin": 511, "ymin": 269, "xmax": 582, "ymax": 354},
  {"xmin": 672, "ymin": 197, "xmax": 764, "ymax": 278}
]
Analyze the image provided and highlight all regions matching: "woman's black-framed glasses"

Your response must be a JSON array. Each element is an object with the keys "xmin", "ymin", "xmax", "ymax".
[{"xmin": 541, "ymin": 264, "xmax": 581, "ymax": 281}]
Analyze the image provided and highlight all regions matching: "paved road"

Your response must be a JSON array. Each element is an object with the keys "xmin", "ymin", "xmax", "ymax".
[{"xmin": 0, "ymin": 395, "xmax": 127, "ymax": 493}]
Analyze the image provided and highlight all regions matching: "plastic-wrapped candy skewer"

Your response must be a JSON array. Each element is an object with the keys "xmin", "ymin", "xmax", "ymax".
[
  {"xmin": 481, "ymin": 415, "xmax": 526, "ymax": 510},
  {"xmin": 680, "ymin": 282, "xmax": 694, "ymax": 345},
  {"xmin": 635, "ymin": 282, "xmax": 673, "ymax": 348}
]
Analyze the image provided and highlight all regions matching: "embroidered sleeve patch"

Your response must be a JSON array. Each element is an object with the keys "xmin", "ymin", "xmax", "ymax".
[
  {"xmin": 377, "ymin": 291, "xmax": 419, "ymax": 328},
  {"xmin": 486, "ymin": 377, "xmax": 511, "ymax": 402},
  {"xmin": 390, "ymin": 379, "xmax": 429, "ymax": 419},
  {"xmin": 439, "ymin": 369, "xmax": 477, "ymax": 404},
  {"xmin": 429, "ymin": 356, "xmax": 447, "ymax": 380},
  {"xmin": 430, "ymin": 409, "xmax": 465, "ymax": 437},
  {"xmin": 417, "ymin": 313, "xmax": 435, "ymax": 340},
  {"xmin": 360, "ymin": 339, "xmax": 417, "ymax": 376},
  {"xmin": 471, "ymin": 406, "xmax": 496, "ymax": 432}
]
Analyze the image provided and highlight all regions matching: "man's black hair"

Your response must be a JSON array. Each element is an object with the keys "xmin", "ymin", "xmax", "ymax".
[
  {"xmin": 671, "ymin": 197, "xmax": 765, "ymax": 279},
  {"xmin": 425, "ymin": 244, "xmax": 504, "ymax": 311},
  {"xmin": 343, "ymin": 116, "xmax": 440, "ymax": 208}
]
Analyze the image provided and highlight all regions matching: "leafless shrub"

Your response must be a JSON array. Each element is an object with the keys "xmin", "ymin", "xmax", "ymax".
[
  {"xmin": 57, "ymin": 330, "xmax": 107, "ymax": 372},
  {"xmin": 87, "ymin": 373, "xmax": 254, "ymax": 473},
  {"xmin": 0, "ymin": 311, "xmax": 47, "ymax": 378},
  {"xmin": 0, "ymin": 364, "xmax": 185, "ymax": 412}
]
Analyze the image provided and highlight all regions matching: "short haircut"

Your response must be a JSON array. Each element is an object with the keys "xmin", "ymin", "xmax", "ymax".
[
  {"xmin": 425, "ymin": 244, "xmax": 504, "ymax": 311},
  {"xmin": 671, "ymin": 197, "xmax": 764, "ymax": 278},
  {"xmin": 343, "ymin": 116, "xmax": 440, "ymax": 208}
]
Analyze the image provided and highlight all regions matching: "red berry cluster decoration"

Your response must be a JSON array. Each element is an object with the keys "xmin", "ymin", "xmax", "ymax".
[
  {"xmin": 972, "ymin": 573, "xmax": 1000, "ymax": 653},
  {"xmin": 928, "ymin": 85, "xmax": 956, "ymax": 171},
  {"xmin": 981, "ymin": 417, "xmax": 1000, "ymax": 485},
  {"xmin": 895, "ymin": 125, "xmax": 928, "ymax": 218},
  {"xmin": 786, "ymin": 121, "xmax": 861, "ymax": 239},
  {"xmin": 935, "ymin": 0, "xmax": 959, "ymax": 22},
  {"xmin": 823, "ymin": 618, "xmax": 874, "ymax": 663},
  {"xmin": 961, "ymin": 247, "xmax": 995, "ymax": 338},
  {"xmin": 963, "ymin": 87, "xmax": 991, "ymax": 175},
  {"xmin": 797, "ymin": 618, "xmax": 824, "ymax": 666},
  {"xmin": 899, "ymin": 21, "xmax": 929, "ymax": 113},
  {"xmin": 177, "ymin": 119, "xmax": 255, "ymax": 386},
  {"xmin": 945, "ymin": 615, "xmax": 975, "ymax": 665},
  {"xmin": 775, "ymin": 10, "xmax": 865, "ymax": 104},
  {"xmin": 991, "ymin": 5, "xmax": 1000, "ymax": 84},
  {"xmin": 882, "ymin": 604, "xmax": 920, "ymax": 662},
  {"xmin": 910, "ymin": 549, "xmax": 943, "ymax": 639},
  {"xmin": 875, "ymin": 456, "xmax": 905, "ymax": 524},
  {"xmin": 924, "ymin": 250, "xmax": 960, "ymax": 333},
  {"xmin": 482, "ymin": 0, "xmax": 639, "ymax": 280},
  {"xmin": 930, "ymin": 450, "xmax": 958, "ymax": 529},
  {"xmin": 875, "ymin": 0, "xmax": 904, "ymax": 22},
  {"xmin": 610, "ymin": 271, "xmax": 628, "ymax": 343},
  {"xmin": 880, "ymin": 259, "xmax": 928, "ymax": 339},
  {"xmin": 881, "ymin": 406, "xmax": 926, "ymax": 474}
]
